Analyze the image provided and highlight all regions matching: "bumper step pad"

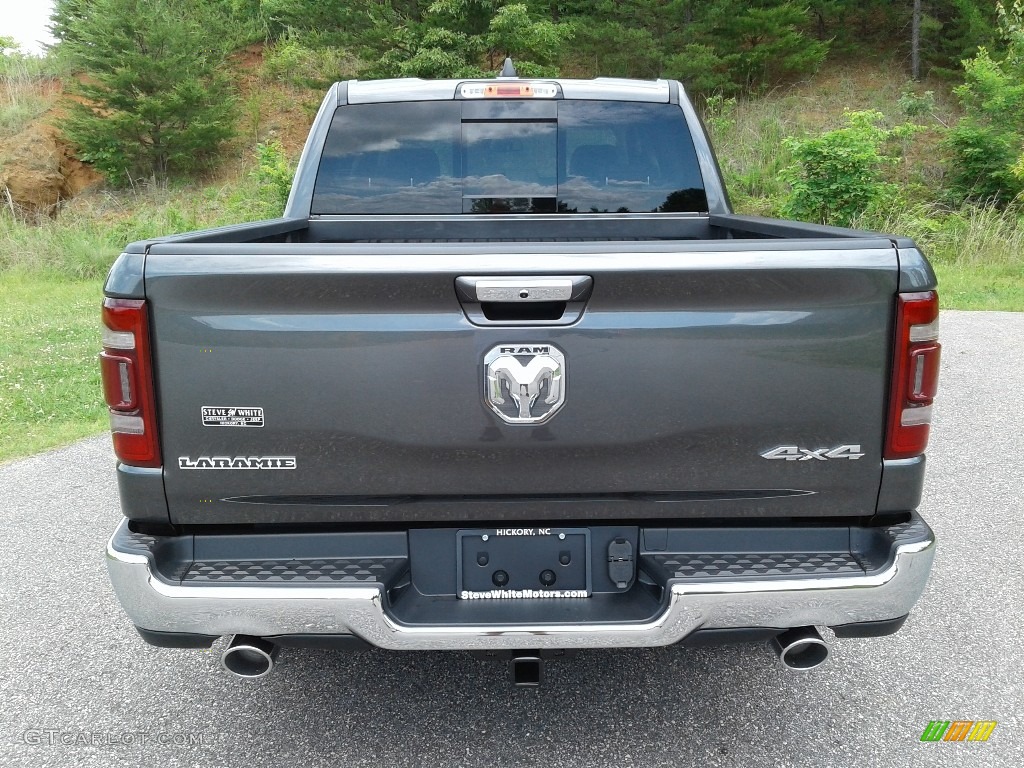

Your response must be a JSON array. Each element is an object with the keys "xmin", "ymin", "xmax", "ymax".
[
  {"xmin": 644, "ymin": 551, "xmax": 865, "ymax": 581},
  {"xmin": 183, "ymin": 558, "xmax": 406, "ymax": 585}
]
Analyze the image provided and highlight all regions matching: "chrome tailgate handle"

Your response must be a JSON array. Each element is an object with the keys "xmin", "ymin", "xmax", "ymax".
[
  {"xmin": 456, "ymin": 275, "xmax": 592, "ymax": 303},
  {"xmin": 455, "ymin": 276, "xmax": 593, "ymax": 326},
  {"xmin": 475, "ymin": 278, "xmax": 573, "ymax": 302}
]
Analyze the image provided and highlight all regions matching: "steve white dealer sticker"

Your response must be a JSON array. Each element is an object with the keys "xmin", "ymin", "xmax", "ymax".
[{"xmin": 201, "ymin": 406, "xmax": 264, "ymax": 427}]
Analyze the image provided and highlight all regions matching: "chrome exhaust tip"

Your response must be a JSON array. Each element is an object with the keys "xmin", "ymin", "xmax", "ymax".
[
  {"xmin": 221, "ymin": 635, "xmax": 279, "ymax": 679},
  {"xmin": 771, "ymin": 627, "xmax": 830, "ymax": 671}
]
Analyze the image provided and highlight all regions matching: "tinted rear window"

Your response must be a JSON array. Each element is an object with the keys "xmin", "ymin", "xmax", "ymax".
[{"xmin": 311, "ymin": 100, "xmax": 707, "ymax": 214}]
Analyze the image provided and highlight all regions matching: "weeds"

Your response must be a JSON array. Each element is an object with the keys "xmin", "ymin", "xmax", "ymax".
[
  {"xmin": 249, "ymin": 141, "xmax": 294, "ymax": 217},
  {"xmin": 0, "ymin": 47, "xmax": 53, "ymax": 135},
  {"xmin": 262, "ymin": 33, "xmax": 360, "ymax": 89},
  {"xmin": 0, "ymin": 168, "xmax": 289, "ymax": 279},
  {"xmin": 851, "ymin": 200, "xmax": 1024, "ymax": 310},
  {"xmin": 861, "ymin": 200, "xmax": 1024, "ymax": 266}
]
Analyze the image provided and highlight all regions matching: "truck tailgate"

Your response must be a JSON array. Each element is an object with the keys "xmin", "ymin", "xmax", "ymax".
[{"xmin": 144, "ymin": 240, "xmax": 897, "ymax": 525}]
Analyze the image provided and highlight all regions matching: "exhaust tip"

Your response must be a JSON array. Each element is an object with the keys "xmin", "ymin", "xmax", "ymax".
[
  {"xmin": 771, "ymin": 627, "xmax": 830, "ymax": 671},
  {"xmin": 221, "ymin": 635, "xmax": 279, "ymax": 679}
]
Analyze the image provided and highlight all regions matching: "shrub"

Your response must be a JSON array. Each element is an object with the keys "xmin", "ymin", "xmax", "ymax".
[
  {"xmin": 701, "ymin": 94, "xmax": 738, "ymax": 137},
  {"xmin": 945, "ymin": 121, "xmax": 1022, "ymax": 203},
  {"xmin": 262, "ymin": 34, "xmax": 358, "ymax": 89},
  {"xmin": 780, "ymin": 111, "xmax": 919, "ymax": 226},
  {"xmin": 898, "ymin": 89, "xmax": 937, "ymax": 119},
  {"xmin": 944, "ymin": 2, "xmax": 1024, "ymax": 205},
  {"xmin": 251, "ymin": 141, "xmax": 294, "ymax": 217}
]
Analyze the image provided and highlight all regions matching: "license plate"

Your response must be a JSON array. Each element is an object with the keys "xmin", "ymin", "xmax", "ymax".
[{"xmin": 456, "ymin": 528, "xmax": 591, "ymax": 599}]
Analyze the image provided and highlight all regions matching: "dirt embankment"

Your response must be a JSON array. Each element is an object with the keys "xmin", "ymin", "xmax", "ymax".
[
  {"xmin": 0, "ymin": 120, "xmax": 101, "ymax": 215},
  {"xmin": 1, "ymin": 45, "xmax": 321, "ymax": 216}
]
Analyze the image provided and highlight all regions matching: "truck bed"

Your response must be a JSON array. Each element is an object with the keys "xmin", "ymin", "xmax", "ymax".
[{"xmin": 112, "ymin": 212, "xmax": 921, "ymax": 248}]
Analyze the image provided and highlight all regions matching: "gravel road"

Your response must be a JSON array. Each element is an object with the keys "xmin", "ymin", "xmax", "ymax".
[{"xmin": 0, "ymin": 310, "xmax": 1020, "ymax": 767}]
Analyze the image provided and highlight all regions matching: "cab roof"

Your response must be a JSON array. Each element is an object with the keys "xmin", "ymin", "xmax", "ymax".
[{"xmin": 340, "ymin": 77, "xmax": 675, "ymax": 105}]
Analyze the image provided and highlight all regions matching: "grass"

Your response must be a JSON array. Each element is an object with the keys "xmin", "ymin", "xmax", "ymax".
[
  {"xmin": 0, "ymin": 179, "xmax": 279, "ymax": 277},
  {"xmin": 0, "ymin": 178, "xmax": 282, "ymax": 464},
  {"xmin": 0, "ymin": 51, "xmax": 56, "ymax": 135},
  {"xmin": 0, "ymin": 208, "xmax": 120, "ymax": 278},
  {"xmin": 932, "ymin": 262, "xmax": 1024, "ymax": 310},
  {"xmin": 857, "ymin": 202, "xmax": 1024, "ymax": 310},
  {"xmin": 0, "ymin": 273, "xmax": 107, "ymax": 463}
]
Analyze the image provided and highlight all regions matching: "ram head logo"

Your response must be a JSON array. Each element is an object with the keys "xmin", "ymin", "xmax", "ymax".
[{"xmin": 484, "ymin": 344, "xmax": 566, "ymax": 424}]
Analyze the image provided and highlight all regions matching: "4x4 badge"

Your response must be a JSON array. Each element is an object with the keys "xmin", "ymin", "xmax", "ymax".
[
  {"xmin": 484, "ymin": 344, "xmax": 565, "ymax": 425},
  {"xmin": 760, "ymin": 445, "xmax": 864, "ymax": 461}
]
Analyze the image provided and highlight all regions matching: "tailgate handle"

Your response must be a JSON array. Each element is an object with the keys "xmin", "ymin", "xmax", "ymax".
[
  {"xmin": 457, "ymin": 276, "xmax": 591, "ymax": 303},
  {"xmin": 455, "ymin": 276, "xmax": 593, "ymax": 326}
]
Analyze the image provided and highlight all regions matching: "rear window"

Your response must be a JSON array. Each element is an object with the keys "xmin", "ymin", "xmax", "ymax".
[{"xmin": 311, "ymin": 99, "xmax": 707, "ymax": 214}]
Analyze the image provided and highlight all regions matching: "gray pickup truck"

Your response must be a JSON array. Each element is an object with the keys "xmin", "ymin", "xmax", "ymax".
[{"xmin": 102, "ymin": 68, "xmax": 940, "ymax": 686}]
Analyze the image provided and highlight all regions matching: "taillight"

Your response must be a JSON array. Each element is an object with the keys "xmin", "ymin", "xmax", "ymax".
[
  {"xmin": 100, "ymin": 298, "xmax": 161, "ymax": 467},
  {"xmin": 885, "ymin": 291, "xmax": 940, "ymax": 459}
]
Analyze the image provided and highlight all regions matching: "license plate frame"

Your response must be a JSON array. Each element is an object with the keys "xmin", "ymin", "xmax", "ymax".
[{"xmin": 456, "ymin": 528, "xmax": 592, "ymax": 599}]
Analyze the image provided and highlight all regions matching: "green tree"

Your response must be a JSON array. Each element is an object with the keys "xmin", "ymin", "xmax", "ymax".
[
  {"xmin": 562, "ymin": 21, "xmax": 664, "ymax": 78},
  {"xmin": 361, "ymin": 1, "xmax": 574, "ymax": 79},
  {"xmin": 944, "ymin": 0, "xmax": 1024, "ymax": 204},
  {"xmin": 55, "ymin": 0, "xmax": 237, "ymax": 183},
  {"xmin": 719, "ymin": 3, "xmax": 830, "ymax": 90},
  {"xmin": 261, "ymin": 0, "xmax": 374, "ymax": 43},
  {"xmin": 663, "ymin": 1, "xmax": 829, "ymax": 94},
  {"xmin": 909, "ymin": 0, "xmax": 999, "ymax": 79},
  {"xmin": 49, "ymin": 0, "xmax": 93, "ymax": 46}
]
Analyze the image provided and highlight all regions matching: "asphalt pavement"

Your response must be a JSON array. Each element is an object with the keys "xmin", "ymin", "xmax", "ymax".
[{"xmin": 0, "ymin": 310, "xmax": 1020, "ymax": 767}]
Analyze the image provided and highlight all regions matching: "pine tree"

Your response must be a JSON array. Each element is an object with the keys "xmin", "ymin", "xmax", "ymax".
[
  {"xmin": 662, "ymin": 1, "xmax": 829, "ymax": 94},
  {"xmin": 55, "ymin": 0, "xmax": 237, "ymax": 183}
]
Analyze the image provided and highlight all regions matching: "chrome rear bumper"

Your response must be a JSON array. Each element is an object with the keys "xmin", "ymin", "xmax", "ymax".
[{"xmin": 106, "ymin": 518, "xmax": 935, "ymax": 651}]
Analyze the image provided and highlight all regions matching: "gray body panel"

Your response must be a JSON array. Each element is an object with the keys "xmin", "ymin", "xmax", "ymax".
[{"xmin": 143, "ymin": 236, "xmax": 899, "ymax": 525}]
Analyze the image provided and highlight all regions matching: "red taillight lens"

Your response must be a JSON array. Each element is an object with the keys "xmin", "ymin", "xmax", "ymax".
[
  {"xmin": 99, "ymin": 352, "xmax": 137, "ymax": 409},
  {"xmin": 885, "ymin": 291, "xmax": 940, "ymax": 459},
  {"xmin": 100, "ymin": 298, "xmax": 161, "ymax": 467}
]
